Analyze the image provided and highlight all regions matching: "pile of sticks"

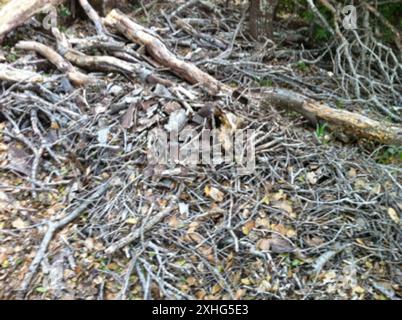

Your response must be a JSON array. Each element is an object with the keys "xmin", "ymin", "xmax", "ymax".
[{"xmin": 0, "ymin": 0, "xmax": 401, "ymax": 145}]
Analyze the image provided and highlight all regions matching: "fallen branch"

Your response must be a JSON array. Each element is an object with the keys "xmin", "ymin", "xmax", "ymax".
[
  {"xmin": 18, "ymin": 182, "xmax": 109, "ymax": 297},
  {"xmin": 103, "ymin": 11, "xmax": 402, "ymax": 145},
  {"xmin": 15, "ymin": 40, "xmax": 93, "ymax": 86},
  {"xmin": 175, "ymin": 18, "xmax": 227, "ymax": 50},
  {"xmin": 52, "ymin": 28, "xmax": 173, "ymax": 86},
  {"xmin": 261, "ymin": 88, "xmax": 402, "ymax": 146},
  {"xmin": 78, "ymin": 0, "xmax": 107, "ymax": 36},
  {"xmin": 0, "ymin": 64, "xmax": 45, "ymax": 83},
  {"xmin": 105, "ymin": 10, "xmax": 402, "ymax": 145},
  {"xmin": 105, "ymin": 195, "xmax": 179, "ymax": 255},
  {"xmin": 104, "ymin": 9, "xmax": 221, "ymax": 95},
  {"xmin": 168, "ymin": 0, "xmax": 200, "ymax": 20},
  {"xmin": 0, "ymin": 0, "xmax": 64, "ymax": 43}
]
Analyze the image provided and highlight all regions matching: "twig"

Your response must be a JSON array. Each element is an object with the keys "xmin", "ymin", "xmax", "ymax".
[{"xmin": 18, "ymin": 182, "xmax": 110, "ymax": 297}]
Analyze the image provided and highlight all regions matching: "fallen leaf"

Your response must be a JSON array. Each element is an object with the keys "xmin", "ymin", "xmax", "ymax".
[
  {"xmin": 126, "ymin": 218, "xmax": 138, "ymax": 225},
  {"xmin": 242, "ymin": 220, "xmax": 255, "ymax": 236},
  {"xmin": 121, "ymin": 104, "xmax": 136, "ymax": 129},
  {"xmin": 235, "ymin": 289, "xmax": 246, "ymax": 300},
  {"xmin": 257, "ymin": 238, "xmax": 271, "ymax": 251},
  {"xmin": 348, "ymin": 167, "xmax": 357, "ymax": 178},
  {"xmin": 211, "ymin": 283, "xmax": 222, "ymax": 294},
  {"xmin": 306, "ymin": 171, "xmax": 318, "ymax": 185},
  {"xmin": 268, "ymin": 235, "xmax": 295, "ymax": 253},
  {"xmin": 179, "ymin": 202, "xmax": 189, "ymax": 216},
  {"xmin": 168, "ymin": 215, "xmax": 179, "ymax": 228},
  {"xmin": 271, "ymin": 190, "xmax": 285, "ymax": 201},
  {"xmin": 204, "ymin": 185, "xmax": 224, "ymax": 202},
  {"xmin": 262, "ymin": 195, "xmax": 270, "ymax": 205},
  {"xmin": 272, "ymin": 201, "xmax": 294, "ymax": 215},
  {"xmin": 11, "ymin": 218, "xmax": 26, "ymax": 229},
  {"xmin": 387, "ymin": 207, "xmax": 400, "ymax": 224},
  {"xmin": 353, "ymin": 285, "xmax": 365, "ymax": 294}
]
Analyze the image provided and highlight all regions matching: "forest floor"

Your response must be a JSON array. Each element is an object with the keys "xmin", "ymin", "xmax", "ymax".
[{"xmin": 0, "ymin": 1, "xmax": 401, "ymax": 300}]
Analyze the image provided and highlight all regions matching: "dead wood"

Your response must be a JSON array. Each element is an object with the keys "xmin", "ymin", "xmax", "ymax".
[
  {"xmin": 105, "ymin": 196, "xmax": 179, "ymax": 255},
  {"xmin": 18, "ymin": 183, "xmax": 109, "ymax": 297},
  {"xmin": 103, "ymin": 9, "xmax": 221, "ymax": 95},
  {"xmin": 52, "ymin": 28, "xmax": 173, "ymax": 86},
  {"xmin": 260, "ymin": 88, "xmax": 402, "ymax": 146},
  {"xmin": 0, "ymin": 64, "xmax": 45, "ymax": 83},
  {"xmin": 0, "ymin": 0, "xmax": 64, "ymax": 43},
  {"xmin": 15, "ymin": 40, "xmax": 93, "ymax": 86},
  {"xmin": 79, "ymin": 0, "xmax": 106, "ymax": 36},
  {"xmin": 101, "ymin": 10, "xmax": 401, "ymax": 145}
]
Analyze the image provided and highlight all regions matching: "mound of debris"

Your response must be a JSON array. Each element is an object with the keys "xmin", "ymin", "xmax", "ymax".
[{"xmin": 0, "ymin": 1, "xmax": 401, "ymax": 300}]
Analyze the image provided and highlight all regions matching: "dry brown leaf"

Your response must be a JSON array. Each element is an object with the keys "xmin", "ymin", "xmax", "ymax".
[
  {"xmin": 235, "ymin": 288, "xmax": 246, "ymax": 300},
  {"xmin": 271, "ymin": 190, "xmax": 285, "ymax": 201},
  {"xmin": 211, "ymin": 283, "xmax": 222, "ymax": 294},
  {"xmin": 268, "ymin": 236, "xmax": 295, "ymax": 253},
  {"xmin": 186, "ymin": 277, "xmax": 197, "ymax": 286},
  {"xmin": 272, "ymin": 201, "xmax": 293, "ymax": 215},
  {"xmin": 186, "ymin": 232, "xmax": 204, "ymax": 243},
  {"xmin": 242, "ymin": 220, "xmax": 255, "ymax": 235},
  {"xmin": 167, "ymin": 215, "xmax": 179, "ymax": 228},
  {"xmin": 348, "ymin": 167, "xmax": 357, "ymax": 178},
  {"xmin": 204, "ymin": 185, "xmax": 224, "ymax": 202},
  {"xmin": 11, "ymin": 218, "xmax": 26, "ymax": 229},
  {"xmin": 257, "ymin": 238, "xmax": 271, "ymax": 251},
  {"xmin": 120, "ymin": 104, "xmax": 136, "ymax": 129}
]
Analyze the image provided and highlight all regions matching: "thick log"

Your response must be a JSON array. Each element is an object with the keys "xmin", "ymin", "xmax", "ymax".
[
  {"xmin": 0, "ymin": 0, "xmax": 64, "ymax": 43},
  {"xmin": 104, "ymin": 9, "xmax": 221, "ymax": 95},
  {"xmin": 16, "ymin": 40, "xmax": 93, "ymax": 86},
  {"xmin": 261, "ymin": 88, "xmax": 402, "ymax": 146}
]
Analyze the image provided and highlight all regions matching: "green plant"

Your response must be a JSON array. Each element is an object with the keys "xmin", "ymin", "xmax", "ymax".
[
  {"xmin": 258, "ymin": 78, "xmax": 273, "ymax": 87},
  {"xmin": 58, "ymin": 5, "xmax": 71, "ymax": 18},
  {"xmin": 375, "ymin": 146, "xmax": 402, "ymax": 164},
  {"xmin": 6, "ymin": 52, "xmax": 17, "ymax": 62},
  {"xmin": 314, "ymin": 26, "xmax": 331, "ymax": 41},
  {"xmin": 315, "ymin": 123, "xmax": 328, "ymax": 140},
  {"xmin": 335, "ymin": 100, "xmax": 345, "ymax": 109},
  {"xmin": 295, "ymin": 61, "xmax": 308, "ymax": 72}
]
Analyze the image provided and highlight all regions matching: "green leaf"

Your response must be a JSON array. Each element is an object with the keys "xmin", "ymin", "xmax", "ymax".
[{"xmin": 35, "ymin": 287, "xmax": 48, "ymax": 293}]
